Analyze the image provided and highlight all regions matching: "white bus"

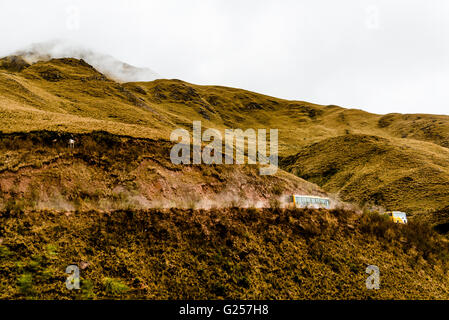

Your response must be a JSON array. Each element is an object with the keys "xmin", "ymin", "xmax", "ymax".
[{"xmin": 290, "ymin": 195, "xmax": 331, "ymax": 209}]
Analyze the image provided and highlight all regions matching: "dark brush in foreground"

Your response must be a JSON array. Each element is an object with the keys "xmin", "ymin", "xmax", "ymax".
[{"xmin": 0, "ymin": 207, "xmax": 448, "ymax": 299}]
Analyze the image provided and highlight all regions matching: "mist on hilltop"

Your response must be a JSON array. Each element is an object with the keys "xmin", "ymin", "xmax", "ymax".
[{"xmin": 10, "ymin": 40, "xmax": 160, "ymax": 83}]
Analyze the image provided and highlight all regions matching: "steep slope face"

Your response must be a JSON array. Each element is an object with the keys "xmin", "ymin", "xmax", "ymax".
[
  {"xmin": 0, "ymin": 131, "xmax": 329, "ymax": 212},
  {"xmin": 280, "ymin": 134, "xmax": 449, "ymax": 217}
]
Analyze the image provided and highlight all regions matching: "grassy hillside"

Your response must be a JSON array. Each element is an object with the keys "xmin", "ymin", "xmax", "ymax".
[
  {"xmin": 2, "ymin": 56, "xmax": 449, "ymax": 151},
  {"xmin": 281, "ymin": 134, "xmax": 449, "ymax": 219},
  {"xmin": 1, "ymin": 207, "xmax": 449, "ymax": 299},
  {"xmin": 1, "ymin": 56, "xmax": 449, "ymax": 149}
]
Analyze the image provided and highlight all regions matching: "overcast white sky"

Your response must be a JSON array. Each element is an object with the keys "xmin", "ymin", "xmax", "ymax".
[{"xmin": 1, "ymin": 0, "xmax": 448, "ymax": 115}]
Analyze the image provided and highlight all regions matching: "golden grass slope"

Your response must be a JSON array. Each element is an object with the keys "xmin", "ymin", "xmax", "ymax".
[{"xmin": 2, "ymin": 57, "xmax": 449, "ymax": 151}]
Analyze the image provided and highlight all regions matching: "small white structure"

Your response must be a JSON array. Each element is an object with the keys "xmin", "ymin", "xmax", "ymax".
[{"xmin": 68, "ymin": 139, "xmax": 75, "ymax": 149}]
